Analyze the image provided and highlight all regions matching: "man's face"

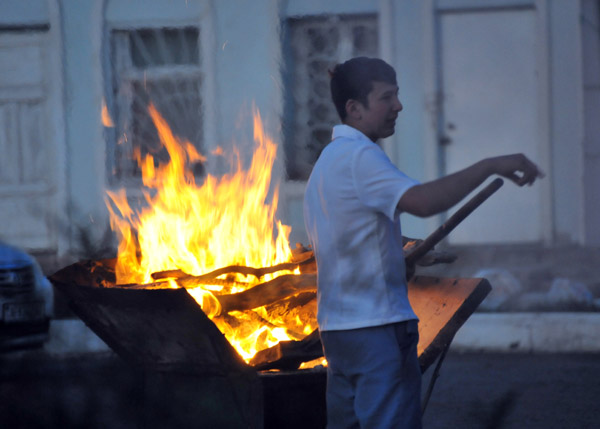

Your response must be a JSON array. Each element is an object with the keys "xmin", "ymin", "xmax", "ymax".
[{"xmin": 356, "ymin": 81, "xmax": 403, "ymax": 142}]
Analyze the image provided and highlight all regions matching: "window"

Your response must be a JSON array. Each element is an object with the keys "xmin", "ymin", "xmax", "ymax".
[
  {"xmin": 283, "ymin": 15, "xmax": 378, "ymax": 181},
  {"xmin": 108, "ymin": 27, "xmax": 203, "ymax": 183}
]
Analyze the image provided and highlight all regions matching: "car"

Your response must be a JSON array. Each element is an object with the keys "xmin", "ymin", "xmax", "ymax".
[{"xmin": 0, "ymin": 242, "xmax": 53, "ymax": 351}]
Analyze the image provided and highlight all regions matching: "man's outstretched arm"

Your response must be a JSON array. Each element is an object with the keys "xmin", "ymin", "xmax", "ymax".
[{"xmin": 398, "ymin": 153, "xmax": 543, "ymax": 218}]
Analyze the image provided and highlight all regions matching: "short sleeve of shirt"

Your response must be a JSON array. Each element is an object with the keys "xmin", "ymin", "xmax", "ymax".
[{"xmin": 352, "ymin": 144, "xmax": 419, "ymax": 220}]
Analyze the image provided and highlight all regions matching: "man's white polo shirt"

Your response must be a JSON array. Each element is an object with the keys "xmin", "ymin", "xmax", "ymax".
[{"xmin": 304, "ymin": 124, "xmax": 419, "ymax": 332}]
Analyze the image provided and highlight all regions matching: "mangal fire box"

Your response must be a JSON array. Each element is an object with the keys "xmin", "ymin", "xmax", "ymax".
[
  {"xmin": 50, "ymin": 259, "xmax": 490, "ymax": 428},
  {"xmin": 50, "ymin": 259, "xmax": 491, "ymax": 375}
]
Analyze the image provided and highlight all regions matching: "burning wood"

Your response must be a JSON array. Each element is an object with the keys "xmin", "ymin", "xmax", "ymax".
[
  {"xmin": 119, "ymin": 256, "xmax": 316, "ymax": 316},
  {"xmin": 250, "ymin": 329, "xmax": 323, "ymax": 371},
  {"xmin": 128, "ymin": 271, "xmax": 317, "ymax": 315},
  {"xmin": 216, "ymin": 274, "xmax": 316, "ymax": 314},
  {"xmin": 151, "ymin": 257, "xmax": 314, "ymax": 288},
  {"xmin": 103, "ymin": 106, "xmax": 317, "ymax": 360}
]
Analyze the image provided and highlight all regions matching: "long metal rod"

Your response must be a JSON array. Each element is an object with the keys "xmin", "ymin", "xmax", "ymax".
[
  {"xmin": 421, "ymin": 338, "xmax": 452, "ymax": 416},
  {"xmin": 405, "ymin": 177, "xmax": 504, "ymax": 267}
]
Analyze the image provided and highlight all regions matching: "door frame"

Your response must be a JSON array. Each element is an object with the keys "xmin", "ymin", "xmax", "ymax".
[
  {"xmin": 48, "ymin": 0, "xmax": 68, "ymax": 258},
  {"xmin": 431, "ymin": 0, "xmax": 553, "ymax": 244}
]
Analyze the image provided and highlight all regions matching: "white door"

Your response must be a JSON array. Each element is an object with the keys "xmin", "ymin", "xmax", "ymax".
[
  {"xmin": 439, "ymin": 8, "xmax": 545, "ymax": 244},
  {"xmin": 0, "ymin": 32, "xmax": 61, "ymax": 251}
]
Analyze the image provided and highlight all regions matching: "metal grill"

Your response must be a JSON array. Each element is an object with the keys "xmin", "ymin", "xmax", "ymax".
[
  {"xmin": 284, "ymin": 14, "xmax": 379, "ymax": 181},
  {"xmin": 0, "ymin": 265, "xmax": 35, "ymax": 294}
]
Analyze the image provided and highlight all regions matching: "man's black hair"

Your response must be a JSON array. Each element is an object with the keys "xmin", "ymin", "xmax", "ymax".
[{"xmin": 330, "ymin": 57, "xmax": 397, "ymax": 121}]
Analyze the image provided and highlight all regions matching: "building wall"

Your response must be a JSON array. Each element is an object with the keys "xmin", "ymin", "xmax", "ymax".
[
  {"xmin": 59, "ymin": 0, "xmax": 106, "ymax": 262},
  {"xmin": 547, "ymin": 0, "xmax": 585, "ymax": 244},
  {"xmin": 0, "ymin": 0, "xmax": 596, "ymax": 270},
  {"xmin": 60, "ymin": 0, "xmax": 285, "ymax": 263},
  {"xmin": 581, "ymin": 0, "xmax": 600, "ymax": 246},
  {"xmin": 0, "ymin": 0, "xmax": 49, "ymax": 26},
  {"xmin": 0, "ymin": 0, "xmax": 67, "ymax": 256},
  {"xmin": 393, "ymin": 0, "xmax": 586, "ymax": 245}
]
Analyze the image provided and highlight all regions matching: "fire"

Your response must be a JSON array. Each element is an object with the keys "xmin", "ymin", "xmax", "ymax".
[
  {"xmin": 101, "ymin": 98, "xmax": 114, "ymax": 128},
  {"xmin": 106, "ymin": 104, "xmax": 316, "ymax": 361}
]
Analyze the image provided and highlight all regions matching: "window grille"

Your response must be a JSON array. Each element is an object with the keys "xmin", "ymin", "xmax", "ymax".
[
  {"xmin": 108, "ymin": 27, "xmax": 203, "ymax": 183},
  {"xmin": 284, "ymin": 15, "xmax": 378, "ymax": 181}
]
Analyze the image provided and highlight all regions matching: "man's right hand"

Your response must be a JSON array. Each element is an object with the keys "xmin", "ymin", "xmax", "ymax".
[{"xmin": 485, "ymin": 153, "xmax": 544, "ymax": 187}]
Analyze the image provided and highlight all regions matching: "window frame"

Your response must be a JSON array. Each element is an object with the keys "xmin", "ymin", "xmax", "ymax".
[
  {"xmin": 281, "ymin": 13, "xmax": 380, "ymax": 182},
  {"xmin": 106, "ymin": 26, "xmax": 204, "ymax": 186},
  {"xmin": 102, "ymin": 0, "xmax": 217, "ymax": 191}
]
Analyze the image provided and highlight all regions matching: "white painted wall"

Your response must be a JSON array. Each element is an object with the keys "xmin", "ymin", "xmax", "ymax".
[
  {"xmin": 581, "ymin": 0, "xmax": 600, "ymax": 246},
  {"xmin": 0, "ymin": 0, "xmax": 49, "ymax": 26},
  {"xmin": 0, "ymin": 0, "xmax": 595, "ymax": 264},
  {"xmin": 394, "ymin": 0, "xmax": 586, "ymax": 245},
  {"xmin": 59, "ymin": 0, "xmax": 107, "ymax": 260},
  {"xmin": 390, "ymin": 0, "xmax": 440, "ymax": 240},
  {"xmin": 0, "ymin": 1, "xmax": 67, "ymax": 256},
  {"xmin": 212, "ymin": 0, "xmax": 283, "ymax": 169},
  {"xmin": 548, "ymin": 0, "xmax": 585, "ymax": 244},
  {"xmin": 60, "ymin": 0, "xmax": 593, "ymax": 251}
]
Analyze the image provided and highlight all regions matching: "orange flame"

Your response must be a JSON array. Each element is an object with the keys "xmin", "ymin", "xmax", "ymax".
[
  {"xmin": 106, "ymin": 104, "xmax": 316, "ymax": 361},
  {"xmin": 101, "ymin": 98, "xmax": 114, "ymax": 127}
]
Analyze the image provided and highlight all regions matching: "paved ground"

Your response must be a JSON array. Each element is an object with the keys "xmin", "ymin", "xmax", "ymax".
[
  {"xmin": 422, "ymin": 351, "xmax": 600, "ymax": 429},
  {"xmin": 1, "ymin": 347, "xmax": 599, "ymax": 428}
]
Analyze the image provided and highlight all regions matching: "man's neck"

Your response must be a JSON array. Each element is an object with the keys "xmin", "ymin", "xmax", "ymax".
[{"xmin": 342, "ymin": 121, "xmax": 379, "ymax": 143}]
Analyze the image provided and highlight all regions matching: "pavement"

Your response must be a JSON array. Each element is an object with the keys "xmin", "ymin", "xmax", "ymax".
[
  {"xmin": 421, "ymin": 351, "xmax": 600, "ymax": 429},
  {"xmin": 1, "ymin": 314, "xmax": 599, "ymax": 428},
  {"xmin": 451, "ymin": 312, "xmax": 600, "ymax": 353}
]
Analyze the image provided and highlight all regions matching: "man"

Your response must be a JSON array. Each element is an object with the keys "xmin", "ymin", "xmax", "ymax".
[{"xmin": 303, "ymin": 57, "xmax": 542, "ymax": 428}]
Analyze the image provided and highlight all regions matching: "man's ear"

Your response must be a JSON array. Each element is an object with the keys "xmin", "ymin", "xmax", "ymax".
[{"xmin": 345, "ymin": 99, "xmax": 363, "ymax": 121}]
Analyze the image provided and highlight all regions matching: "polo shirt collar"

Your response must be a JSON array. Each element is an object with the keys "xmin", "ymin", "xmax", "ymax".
[{"xmin": 332, "ymin": 124, "xmax": 371, "ymax": 142}]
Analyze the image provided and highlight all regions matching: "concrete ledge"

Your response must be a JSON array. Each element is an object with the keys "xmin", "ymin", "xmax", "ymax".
[
  {"xmin": 451, "ymin": 312, "xmax": 600, "ymax": 353},
  {"xmin": 43, "ymin": 313, "xmax": 600, "ymax": 356}
]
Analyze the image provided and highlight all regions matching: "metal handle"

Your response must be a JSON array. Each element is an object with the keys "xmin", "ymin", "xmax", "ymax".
[{"xmin": 405, "ymin": 177, "xmax": 504, "ymax": 266}]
